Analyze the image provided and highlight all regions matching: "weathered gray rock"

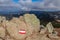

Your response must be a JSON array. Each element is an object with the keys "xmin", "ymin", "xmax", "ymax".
[
  {"xmin": 40, "ymin": 25, "xmax": 47, "ymax": 34},
  {"xmin": 46, "ymin": 22, "xmax": 54, "ymax": 33},
  {"xmin": 6, "ymin": 21, "xmax": 27, "ymax": 40},
  {"xmin": 24, "ymin": 14, "xmax": 40, "ymax": 33},
  {"xmin": 0, "ymin": 39, "xmax": 2, "ymax": 40},
  {"xmin": 0, "ymin": 27, "xmax": 5, "ymax": 38}
]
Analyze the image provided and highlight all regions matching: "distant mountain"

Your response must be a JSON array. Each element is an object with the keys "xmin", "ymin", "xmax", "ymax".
[
  {"xmin": 0, "ymin": 6, "xmax": 23, "ymax": 13},
  {"xmin": 0, "ymin": 11, "xmax": 60, "ymax": 21},
  {"xmin": 0, "ymin": 5, "xmax": 60, "ymax": 12}
]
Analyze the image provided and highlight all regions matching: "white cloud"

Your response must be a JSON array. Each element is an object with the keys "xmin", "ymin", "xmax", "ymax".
[
  {"xmin": 19, "ymin": 0, "xmax": 32, "ymax": 2},
  {"xmin": 18, "ymin": 0, "xmax": 60, "ymax": 11},
  {"xmin": 0, "ymin": 0, "xmax": 60, "ymax": 11}
]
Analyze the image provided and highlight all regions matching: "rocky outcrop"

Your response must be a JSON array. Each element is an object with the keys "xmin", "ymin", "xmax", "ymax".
[{"xmin": 0, "ymin": 14, "xmax": 60, "ymax": 40}]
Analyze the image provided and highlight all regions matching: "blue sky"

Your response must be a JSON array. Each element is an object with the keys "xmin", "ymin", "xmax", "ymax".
[
  {"xmin": 0, "ymin": 0, "xmax": 60, "ymax": 11},
  {"xmin": 13, "ymin": 0, "xmax": 43, "ymax": 3},
  {"xmin": 32, "ymin": 0, "xmax": 43, "ymax": 2},
  {"xmin": 13, "ymin": 0, "xmax": 19, "ymax": 3}
]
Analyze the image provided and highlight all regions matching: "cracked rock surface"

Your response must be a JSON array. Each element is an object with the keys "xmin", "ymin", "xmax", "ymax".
[
  {"xmin": 0, "ymin": 14, "xmax": 60, "ymax": 40},
  {"xmin": 0, "ymin": 27, "xmax": 5, "ymax": 38}
]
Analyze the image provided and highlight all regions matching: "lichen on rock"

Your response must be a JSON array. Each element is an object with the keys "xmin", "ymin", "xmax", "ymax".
[
  {"xmin": 24, "ymin": 14, "xmax": 40, "ymax": 33},
  {"xmin": 46, "ymin": 22, "xmax": 54, "ymax": 33},
  {"xmin": 0, "ymin": 14, "xmax": 60, "ymax": 40}
]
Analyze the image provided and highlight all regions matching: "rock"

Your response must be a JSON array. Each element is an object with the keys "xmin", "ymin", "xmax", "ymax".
[
  {"xmin": 46, "ymin": 22, "xmax": 54, "ymax": 33},
  {"xmin": 24, "ymin": 14, "xmax": 40, "ymax": 33},
  {"xmin": 1, "ymin": 20, "xmax": 8, "ymax": 28},
  {"xmin": 48, "ymin": 34, "xmax": 59, "ymax": 39},
  {"xmin": 0, "ymin": 14, "xmax": 60, "ymax": 40},
  {"xmin": 48, "ymin": 31, "xmax": 59, "ymax": 39},
  {"xmin": 40, "ymin": 34, "xmax": 51, "ymax": 40},
  {"xmin": 5, "ymin": 35, "xmax": 15, "ymax": 40},
  {"xmin": 26, "ymin": 33, "xmax": 41, "ymax": 40},
  {"xmin": 0, "ymin": 16, "xmax": 6, "ymax": 23},
  {"xmin": 6, "ymin": 21, "xmax": 27, "ymax": 40},
  {"xmin": 0, "ymin": 39, "xmax": 2, "ymax": 40},
  {"xmin": 0, "ymin": 27, "xmax": 5, "ymax": 38},
  {"xmin": 6, "ymin": 14, "xmax": 41, "ymax": 40},
  {"xmin": 46, "ymin": 22, "xmax": 60, "ymax": 39},
  {"xmin": 19, "ymin": 16, "xmax": 24, "ymax": 21},
  {"xmin": 41, "ymin": 37, "xmax": 51, "ymax": 40},
  {"xmin": 40, "ymin": 25, "xmax": 47, "ymax": 34},
  {"xmin": 0, "ymin": 16, "xmax": 2, "ymax": 23}
]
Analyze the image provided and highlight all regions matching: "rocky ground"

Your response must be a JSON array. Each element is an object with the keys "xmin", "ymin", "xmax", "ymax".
[{"xmin": 0, "ymin": 14, "xmax": 60, "ymax": 40}]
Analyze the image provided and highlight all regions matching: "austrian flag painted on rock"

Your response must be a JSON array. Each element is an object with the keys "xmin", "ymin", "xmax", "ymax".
[{"xmin": 19, "ymin": 30, "xmax": 26, "ymax": 34}]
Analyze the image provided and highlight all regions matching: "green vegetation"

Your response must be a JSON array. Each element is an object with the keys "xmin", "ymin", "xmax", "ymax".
[
  {"xmin": 52, "ymin": 21, "xmax": 60, "ymax": 28},
  {"xmin": 40, "ymin": 20, "xmax": 60, "ymax": 28}
]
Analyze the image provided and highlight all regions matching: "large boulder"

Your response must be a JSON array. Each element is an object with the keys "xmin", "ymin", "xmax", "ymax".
[{"xmin": 24, "ymin": 14, "xmax": 40, "ymax": 33}]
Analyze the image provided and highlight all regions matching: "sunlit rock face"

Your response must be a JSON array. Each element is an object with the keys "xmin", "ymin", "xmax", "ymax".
[
  {"xmin": 0, "ymin": 27, "xmax": 5, "ymax": 38},
  {"xmin": 0, "ymin": 14, "xmax": 60, "ymax": 40}
]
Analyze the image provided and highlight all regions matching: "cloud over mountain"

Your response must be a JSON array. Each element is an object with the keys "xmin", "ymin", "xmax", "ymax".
[{"xmin": 0, "ymin": 0, "xmax": 60, "ymax": 11}]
